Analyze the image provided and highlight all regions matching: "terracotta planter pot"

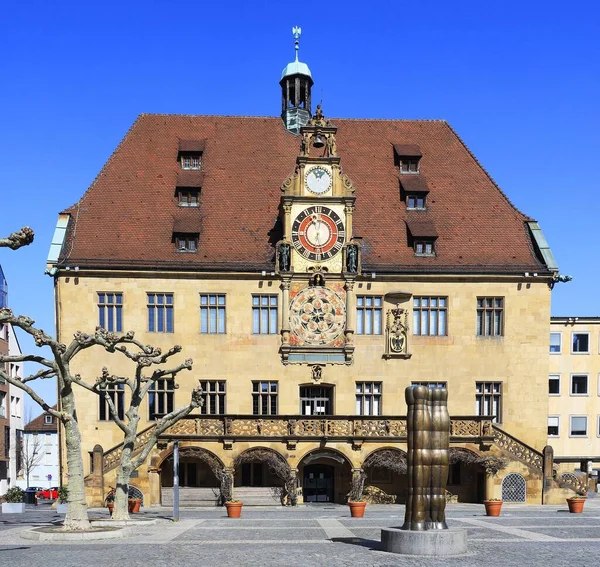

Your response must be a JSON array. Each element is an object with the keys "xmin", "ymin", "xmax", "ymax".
[
  {"xmin": 567, "ymin": 497, "xmax": 586, "ymax": 514},
  {"xmin": 483, "ymin": 500, "xmax": 503, "ymax": 517},
  {"xmin": 128, "ymin": 498, "xmax": 142, "ymax": 513},
  {"xmin": 225, "ymin": 501, "xmax": 243, "ymax": 518},
  {"xmin": 348, "ymin": 501, "xmax": 367, "ymax": 518}
]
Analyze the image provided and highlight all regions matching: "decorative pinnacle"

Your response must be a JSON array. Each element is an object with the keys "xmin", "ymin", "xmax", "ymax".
[{"xmin": 292, "ymin": 26, "xmax": 301, "ymax": 61}]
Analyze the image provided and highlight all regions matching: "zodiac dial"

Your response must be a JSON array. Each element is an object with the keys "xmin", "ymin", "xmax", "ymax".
[
  {"xmin": 291, "ymin": 206, "xmax": 345, "ymax": 262},
  {"xmin": 290, "ymin": 286, "xmax": 346, "ymax": 345}
]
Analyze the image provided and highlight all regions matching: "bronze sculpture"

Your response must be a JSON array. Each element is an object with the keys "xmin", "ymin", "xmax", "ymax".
[{"xmin": 402, "ymin": 384, "xmax": 449, "ymax": 531}]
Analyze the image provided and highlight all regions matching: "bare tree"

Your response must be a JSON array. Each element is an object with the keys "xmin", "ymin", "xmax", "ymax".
[
  {"xmin": 0, "ymin": 227, "xmax": 34, "ymax": 250},
  {"xmin": 74, "ymin": 337, "xmax": 202, "ymax": 520}
]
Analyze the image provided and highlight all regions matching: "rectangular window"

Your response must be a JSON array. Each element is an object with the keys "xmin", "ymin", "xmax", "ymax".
[
  {"xmin": 200, "ymin": 294, "xmax": 226, "ymax": 334},
  {"xmin": 355, "ymin": 382, "xmax": 382, "ymax": 416},
  {"xmin": 549, "ymin": 332, "xmax": 561, "ymax": 353},
  {"xmin": 44, "ymin": 414, "xmax": 53, "ymax": 424},
  {"xmin": 548, "ymin": 416, "xmax": 559, "ymax": 437},
  {"xmin": 98, "ymin": 384, "xmax": 125, "ymax": 421},
  {"xmin": 97, "ymin": 292, "xmax": 123, "ymax": 332},
  {"xmin": 252, "ymin": 295, "xmax": 278, "ymax": 334},
  {"xmin": 549, "ymin": 374, "xmax": 560, "ymax": 395},
  {"xmin": 300, "ymin": 386, "xmax": 333, "ymax": 416},
  {"xmin": 177, "ymin": 189, "xmax": 200, "ymax": 207},
  {"xmin": 572, "ymin": 332, "xmax": 590, "ymax": 353},
  {"xmin": 356, "ymin": 296, "xmax": 383, "ymax": 335},
  {"xmin": 571, "ymin": 374, "xmax": 588, "ymax": 395},
  {"xmin": 413, "ymin": 297, "xmax": 447, "ymax": 336},
  {"xmin": 252, "ymin": 381, "xmax": 278, "ymax": 415},
  {"xmin": 147, "ymin": 293, "xmax": 174, "ymax": 333},
  {"xmin": 148, "ymin": 379, "xmax": 175, "ymax": 420},
  {"xmin": 412, "ymin": 381, "xmax": 447, "ymax": 389},
  {"xmin": 181, "ymin": 155, "xmax": 202, "ymax": 170},
  {"xmin": 414, "ymin": 241, "xmax": 435, "ymax": 256},
  {"xmin": 476, "ymin": 297, "xmax": 504, "ymax": 337},
  {"xmin": 570, "ymin": 415, "xmax": 587, "ymax": 437},
  {"xmin": 475, "ymin": 382, "xmax": 502, "ymax": 423},
  {"xmin": 199, "ymin": 381, "xmax": 226, "ymax": 415},
  {"xmin": 400, "ymin": 158, "xmax": 420, "ymax": 173},
  {"xmin": 175, "ymin": 234, "xmax": 198, "ymax": 252},
  {"xmin": 407, "ymin": 194, "xmax": 426, "ymax": 209}
]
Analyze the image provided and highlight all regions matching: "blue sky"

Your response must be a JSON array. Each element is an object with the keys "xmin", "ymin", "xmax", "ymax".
[{"xmin": 1, "ymin": 1, "xmax": 599, "ymax": 407}]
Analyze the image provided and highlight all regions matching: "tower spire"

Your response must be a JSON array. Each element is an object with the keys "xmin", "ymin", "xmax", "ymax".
[{"xmin": 293, "ymin": 26, "xmax": 301, "ymax": 62}]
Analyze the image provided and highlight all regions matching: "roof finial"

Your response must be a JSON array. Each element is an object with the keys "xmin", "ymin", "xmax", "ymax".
[{"xmin": 292, "ymin": 26, "xmax": 301, "ymax": 62}]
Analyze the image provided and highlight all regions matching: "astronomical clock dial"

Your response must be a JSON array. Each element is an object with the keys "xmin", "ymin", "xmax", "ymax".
[
  {"xmin": 290, "ymin": 286, "xmax": 346, "ymax": 345},
  {"xmin": 291, "ymin": 205, "xmax": 345, "ymax": 262},
  {"xmin": 305, "ymin": 166, "xmax": 332, "ymax": 194}
]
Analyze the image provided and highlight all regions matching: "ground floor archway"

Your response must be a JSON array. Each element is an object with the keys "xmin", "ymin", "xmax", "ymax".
[{"xmin": 298, "ymin": 449, "xmax": 352, "ymax": 504}]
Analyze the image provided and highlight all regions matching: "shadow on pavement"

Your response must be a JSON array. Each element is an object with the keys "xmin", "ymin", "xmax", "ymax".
[{"xmin": 330, "ymin": 537, "xmax": 382, "ymax": 550}]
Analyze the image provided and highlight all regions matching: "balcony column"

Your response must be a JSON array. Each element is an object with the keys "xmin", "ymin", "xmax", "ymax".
[{"xmin": 281, "ymin": 279, "xmax": 291, "ymax": 345}]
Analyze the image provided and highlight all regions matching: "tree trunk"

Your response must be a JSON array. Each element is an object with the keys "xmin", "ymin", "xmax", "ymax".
[
  {"xmin": 62, "ymin": 391, "xmax": 91, "ymax": 531},
  {"xmin": 112, "ymin": 441, "xmax": 134, "ymax": 520}
]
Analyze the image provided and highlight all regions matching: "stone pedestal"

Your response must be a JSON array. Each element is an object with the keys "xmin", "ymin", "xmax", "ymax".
[{"xmin": 381, "ymin": 527, "xmax": 467, "ymax": 556}]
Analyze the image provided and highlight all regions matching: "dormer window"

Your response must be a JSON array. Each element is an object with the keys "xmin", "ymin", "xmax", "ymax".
[
  {"xmin": 407, "ymin": 194, "xmax": 426, "ymax": 210},
  {"xmin": 174, "ymin": 233, "xmax": 198, "ymax": 252},
  {"xmin": 414, "ymin": 240, "xmax": 435, "ymax": 257},
  {"xmin": 177, "ymin": 189, "xmax": 200, "ymax": 207},
  {"xmin": 181, "ymin": 155, "xmax": 202, "ymax": 170},
  {"xmin": 400, "ymin": 158, "xmax": 420, "ymax": 174}
]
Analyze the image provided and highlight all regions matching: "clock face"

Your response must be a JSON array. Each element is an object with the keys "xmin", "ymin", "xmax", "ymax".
[
  {"xmin": 305, "ymin": 166, "xmax": 332, "ymax": 194},
  {"xmin": 291, "ymin": 206, "xmax": 345, "ymax": 262}
]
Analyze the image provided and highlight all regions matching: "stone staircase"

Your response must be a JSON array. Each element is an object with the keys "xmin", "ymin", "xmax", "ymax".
[
  {"xmin": 161, "ymin": 487, "xmax": 220, "ymax": 507},
  {"xmin": 231, "ymin": 487, "xmax": 282, "ymax": 506}
]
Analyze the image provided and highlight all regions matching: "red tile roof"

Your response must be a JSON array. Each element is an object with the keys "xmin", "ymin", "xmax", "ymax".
[
  {"xmin": 59, "ymin": 115, "xmax": 548, "ymax": 274},
  {"xmin": 25, "ymin": 406, "xmax": 58, "ymax": 433}
]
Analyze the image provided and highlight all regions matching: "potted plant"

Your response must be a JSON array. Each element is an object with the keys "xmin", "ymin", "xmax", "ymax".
[
  {"xmin": 2, "ymin": 487, "xmax": 26, "ymax": 513},
  {"xmin": 348, "ymin": 500, "xmax": 367, "ymax": 518},
  {"xmin": 225, "ymin": 500, "xmax": 243, "ymax": 518},
  {"xmin": 567, "ymin": 491, "xmax": 587, "ymax": 514},
  {"xmin": 483, "ymin": 498, "xmax": 503, "ymax": 517},
  {"xmin": 128, "ymin": 497, "xmax": 142, "ymax": 514},
  {"xmin": 56, "ymin": 485, "xmax": 69, "ymax": 514},
  {"xmin": 104, "ymin": 487, "xmax": 115, "ymax": 516}
]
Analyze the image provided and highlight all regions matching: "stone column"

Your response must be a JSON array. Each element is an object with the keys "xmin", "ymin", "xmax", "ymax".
[
  {"xmin": 90, "ymin": 444, "xmax": 104, "ymax": 507},
  {"xmin": 542, "ymin": 445, "xmax": 554, "ymax": 505},
  {"xmin": 281, "ymin": 279, "xmax": 291, "ymax": 345},
  {"xmin": 345, "ymin": 279, "xmax": 355, "ymax": 344},
  {"xmin": 148, "ymin": 465, "xmax": 161, "ymax": 507}
]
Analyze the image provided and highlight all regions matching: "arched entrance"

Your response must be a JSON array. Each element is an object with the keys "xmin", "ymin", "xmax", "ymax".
[
  {"xmin": 299, "ymin": 449, "xmax": 352, "ymax": 504},
  {"xmin": 363, "ymin": 448, "xmax": 407, "ymax": 504},
  {"xmin": 448, "ymin": 448, "xmax": 486, "ymax": 503},
  {"xmin": 159, "ymin": 446, "xmax": 224, "ymax": 507}
]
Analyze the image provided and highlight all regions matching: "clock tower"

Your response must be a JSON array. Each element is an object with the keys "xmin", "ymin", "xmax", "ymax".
[{"xmin": 277, "ymin": 98, "xmax": 359, "ymax": 365}]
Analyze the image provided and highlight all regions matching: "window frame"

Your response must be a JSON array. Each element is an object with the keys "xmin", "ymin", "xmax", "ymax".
[
  {"xmin": 356, "ymin": 295, "xmax": 383, "ymax": 336},
  {"xmin": 44, "ymin": 414, "xmax": 53, "ymax": 425},
  {"xmin": 547, "ymin": 415, "xmax": 560, "ymax": 437},
  {"xmin": 549, "ymin": 374, "xmax": 561, "ymax": 396},
  {"xmin": 148, "ymin": 378, "xmax": 175, "ymax": 421},
  {"xmin": 97, "ymin": 292, "xmax": 123, "ymax": 333},
  {"xmin": 355, "ymin": 381, "xmax": 383, "ymax": 416},
  {"xmin": 399, "ymin": 158, "xmax": 420, "ymax": 174},
  {"xmin": 252, "ymin": 381, "xmax": 278, "ymax": 416},
  {"xmin": 571, "ymin": 332, "xmax": 590, "ymax": 354},
  {"xmin": 181, "ymin": 154, "xmax": 202, "ymax": 170},
  {"xmin": 476, "ymin": 297, "xmax": 504, "ymax": 337},
  {"xmin": 177, "ymin": 188, "xmax": 200, "ymax": 207},
  {"xmin": 147, "ymin": 293, "xmax": 174, "ymax": 333},
  {"xmin": 412, "ymin": 296, "xmax": 448, "ymax": 336},
  {"xmin": 414, "ymin": 240, "xmax": 435, "ymax": 257},
  {"xmin": 549, "ymin": 332, "xmax": 562, "ymax": 354},
  {"xmin": 406, "ymin": 194, "xmax": 426, "ymax": 210},
  {"xmin": 570, "ymin": 374, "xmax": 589, "ymax": 396},
  {"xmin": 199, "ymin": 380, "xmax": 227, "ymax": 415},
  {"xmin": 98, "ymin": 383, "xmax": 125, "ymax": 421},
  {"xmin": 252, "ymin": 295, "xmax": 279, "ymax": 335},
  {"xmin": 200, "ymin": 293, "xmax": 227, "ymax": 334},
  {"xmin": 174, "ymin": 233, "xmax": 198, "ymax": 253},
  {"xmin": 569, "ymin": 415, "xmax": 588, "ymax": 437},
  {"xmin": 475, "ymin": 381, "xmax": 503, "ymax": 423}
]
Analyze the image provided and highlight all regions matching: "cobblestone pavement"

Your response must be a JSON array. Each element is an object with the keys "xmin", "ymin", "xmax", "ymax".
[{"xmin": 2, "ymin": 501, "xmax": 600, "ymax": 566}]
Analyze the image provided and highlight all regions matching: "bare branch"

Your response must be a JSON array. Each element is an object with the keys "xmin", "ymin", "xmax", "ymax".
[
  {"xmin": 0, "ymin": 370, "xmax": 64, "ymax": 420},
  {"xmin": 0, "ymin": 227, "xmax": 34, "ymax": 250},
  {"xmin": 139, "ymin": 358, "xmax": 193, "ymax": 399}
]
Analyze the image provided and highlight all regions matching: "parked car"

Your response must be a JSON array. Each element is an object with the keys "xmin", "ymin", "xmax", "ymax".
[
  {"xmin": 24, "ymin": 486, "xmax": 45, "ymax": 494},
  {"xmin": 36, "ymin": 487, "xmax": 59, "ymax": 500}
]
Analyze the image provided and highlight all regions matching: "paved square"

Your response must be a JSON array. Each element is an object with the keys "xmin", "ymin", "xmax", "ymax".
[{"xmin": 2, "ymin": 500, "xmax": 600, "ymax": 566}]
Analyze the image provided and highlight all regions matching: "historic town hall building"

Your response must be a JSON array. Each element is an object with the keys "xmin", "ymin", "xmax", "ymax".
[{"xmin": 48, "ymin": 35, "xmax": 563, "ymax": 506}]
